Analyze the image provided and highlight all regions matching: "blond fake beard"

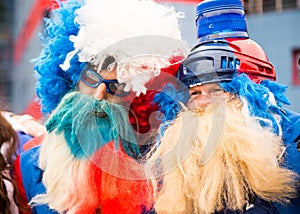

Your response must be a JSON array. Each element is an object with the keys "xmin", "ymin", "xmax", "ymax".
[{"xmin": 145, "ymin": 98, "xmax": 298, "ymax": 214}]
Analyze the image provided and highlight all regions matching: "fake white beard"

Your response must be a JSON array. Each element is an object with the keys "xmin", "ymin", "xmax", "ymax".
[{"xmin": 145, "ymin": 98, "xmax": 298, "ymax": 214}]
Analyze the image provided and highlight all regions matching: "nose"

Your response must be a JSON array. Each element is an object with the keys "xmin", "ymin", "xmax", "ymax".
[
  {"xmin": 93, "ymin": 83, "xmax": 107, "ymax": 100},
  {"xmin": 187, "ymin": 95, "xmax": 211, "ymax": 110}
]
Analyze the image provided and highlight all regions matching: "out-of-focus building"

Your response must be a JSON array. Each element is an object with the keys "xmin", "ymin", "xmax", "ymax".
[
  {"xmin": 1, "ymin": 0, "xmax": 300, "ymax": 115},
  {"xmin": 0, "ymin": 0, "xmax": 14, "ymax": 107},
  {"xmin": 244, "ymin": 0, "xmax": 300, "ymax": 112}
]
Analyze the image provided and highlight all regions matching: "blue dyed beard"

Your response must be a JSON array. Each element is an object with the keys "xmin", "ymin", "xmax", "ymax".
[{"xmin": 45, "ymin": 91, "xmax": 139, "ymax": 159}]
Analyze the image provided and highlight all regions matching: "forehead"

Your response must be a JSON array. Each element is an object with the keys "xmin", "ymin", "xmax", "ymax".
[{"xmin": 89, "ymin": 64, "xmax": 117, "ymax": 79}]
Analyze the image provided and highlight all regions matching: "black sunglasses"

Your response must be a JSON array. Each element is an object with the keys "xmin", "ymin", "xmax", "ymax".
[{"xmin": 80, "ymin": 65, "xmax": 128, "ymax": 96}]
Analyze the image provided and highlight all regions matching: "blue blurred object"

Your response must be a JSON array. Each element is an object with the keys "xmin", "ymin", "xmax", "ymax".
[
  {"xmin": 196, "ymin": 0, "xmax": 248, "ymax": 41},
  {"xmin": 16, "ymin": 131, "xmax": 33, "ymax": 154}
]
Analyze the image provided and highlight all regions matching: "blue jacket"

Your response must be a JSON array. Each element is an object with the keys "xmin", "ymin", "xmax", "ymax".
[{"xmin": 19, "ymin": 145, "xmax": 58, "ymax": 214}]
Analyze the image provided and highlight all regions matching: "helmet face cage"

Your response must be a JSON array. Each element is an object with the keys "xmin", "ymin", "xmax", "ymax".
[
  {"xmin": 178, "ymin": 41, "xmax": 238, "ymax": 88},
  {"xmin": 178, "ymin": 39, "xmax": 276, "ymax": 88}
]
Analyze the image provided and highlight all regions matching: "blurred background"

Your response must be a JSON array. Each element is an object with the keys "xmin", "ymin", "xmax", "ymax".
[{"xmin": 0, "ymin": 0, "xmax": 300, "ymax": 118}]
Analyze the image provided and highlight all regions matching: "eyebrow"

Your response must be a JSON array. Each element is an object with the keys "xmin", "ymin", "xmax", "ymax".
[{"xmin": 101, "ymin": 56, "xmax": 116, "ymax": 70}]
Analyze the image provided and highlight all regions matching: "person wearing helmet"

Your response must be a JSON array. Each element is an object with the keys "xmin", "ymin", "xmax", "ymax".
[
  {"xmin": 194, "ymin": 1, "xmax": 300, "ymax": 213},
  {"xmin": 13, "ymin": 0, "xmax": 188, "ymax": 213},
  {"xmin": 144, "ymin": 1, "xmax": 298, "ymax": 213},
  {"xmin": 145, "ymin": 38, "xmax": 299, "ymax": 214}
]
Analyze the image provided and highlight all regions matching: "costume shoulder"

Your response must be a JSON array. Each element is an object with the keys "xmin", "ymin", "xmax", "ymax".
[
  {"xmin": 211, "ymin": 198, "xmax": 279, "ymax": 214},
  {"xmin": 283, "ymin": 108, "xmax": 300, "ymax": 136},
  {"xmin": 281, "ymin": 108, "xmax": 300, "ymax": 172},
  {"xmin": 276, "ymin": 108, "xmax": 300, "ymax": 214}
]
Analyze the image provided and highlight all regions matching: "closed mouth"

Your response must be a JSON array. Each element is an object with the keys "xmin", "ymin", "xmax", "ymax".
[{"xmin": 93, "ymin": 111, "xmax": 108, "ymax": 118}]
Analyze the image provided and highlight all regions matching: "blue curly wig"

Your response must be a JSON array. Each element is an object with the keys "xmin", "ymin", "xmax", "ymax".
[
  {"xmin": 34, "ymin": 0, "xmax": 86, "ymax": 114},
  {"xmin": 220, "ymin": 74, "xmax": 290, "ymax": 135}
]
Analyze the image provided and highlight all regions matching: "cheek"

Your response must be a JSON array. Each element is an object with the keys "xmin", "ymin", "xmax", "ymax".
[
  {"xmin": 224, "ymin": 93, "xmax": 234, "ymax": 101},
  {"xmin": 106, "ymin": 95, "xmax": 122, "ymax": 104},
  {"xmin": 78, "ymin": 81, "xmax": 95, "ymax": 95}
]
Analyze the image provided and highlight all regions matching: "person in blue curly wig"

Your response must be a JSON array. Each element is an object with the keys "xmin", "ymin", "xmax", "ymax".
[{"xmin": 13, "ymin": 0, "xmax": 190, "ymax": 213}]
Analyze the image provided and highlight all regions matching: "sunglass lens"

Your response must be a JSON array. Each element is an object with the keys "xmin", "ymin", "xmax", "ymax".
[
  {"xmin": 81, "ymin": 69, "xmax": 99, "ymax": 86},
  {"xmin": 108, "ymin": 82, "xmax": 127, "ymax": 96}
]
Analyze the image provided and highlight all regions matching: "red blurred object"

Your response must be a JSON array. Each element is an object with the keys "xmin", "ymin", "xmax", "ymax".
[{"xmin": 22, "ymin": 97, "xmax": 43, "ymax": 121}]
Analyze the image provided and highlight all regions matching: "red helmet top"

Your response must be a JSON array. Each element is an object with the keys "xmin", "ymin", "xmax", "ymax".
[{"xmin": 227, "ymin": 38, "xmax": 276, "ymax": 83}]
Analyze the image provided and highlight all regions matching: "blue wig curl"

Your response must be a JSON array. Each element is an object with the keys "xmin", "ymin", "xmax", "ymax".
[
  {"xmin": 34, "ymin": 0, "xmax": 86, "ymax": 114},
  {"xmin": 154, "ymin": 83, "xmax": 189, "ymax": 144},
  {"xmin": 220, "ymin": 74, "xmax": 291, "ymax": 135},
  {"xmin": 154, "ymin": 84, "xmax": 187, "ymax": 123}
]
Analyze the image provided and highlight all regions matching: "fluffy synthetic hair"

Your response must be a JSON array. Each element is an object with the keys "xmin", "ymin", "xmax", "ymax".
[
  {"xmin": 45, "ymin": 91, "xmax": 139, "ymax": 159},
  {"xmin": 30, "ymin": 91, "xmax": 154, "ymax": 213},
  {"xmin": 70, "ymin": 0, "xmax": 183, "ymax": 65},
  {"xmin": 34, "ymin": 0, "xmax": 86, "ymax": 114},
  {"xmin": 35, "ymin": 0, "xmax": 185, "ymax": 113},
  {"xmin": 31, "ymin": 132, "xmax": 154, "ymax": 213},
  {"xmin": 157, "ymin": 73, "xmax": 292, "ymax": 137},
  {"xmin": 145, "ymin": 98, "xmax": 298, "ymax": 214},
  {"xmin": 30, "ymin": 133, "xmax": 98, "ymax": 213},
  {"xmin": 62, "ymin": 0, "xmax": 187, "ymax": 95},
  {"xmin": 220, "ymin": 74, "xmax": 291, "ymax": 135},
  {"xmin": 121, "ymin": 58, "xmax": 183, "ymax": 137}
]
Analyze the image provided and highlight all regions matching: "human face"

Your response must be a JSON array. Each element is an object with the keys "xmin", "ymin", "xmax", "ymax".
[
  {"xmin": 78, "ymin": 65, "xmax": 127, "ymax": 103},
  {"xmin": 187, "ymin": 83, "xmax": 229, "ymax": 110}
]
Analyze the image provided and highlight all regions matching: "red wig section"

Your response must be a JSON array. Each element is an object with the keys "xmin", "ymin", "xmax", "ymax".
[{"xmin": 122, "ymin": 56, "xmax": 183, "ymax": 135}]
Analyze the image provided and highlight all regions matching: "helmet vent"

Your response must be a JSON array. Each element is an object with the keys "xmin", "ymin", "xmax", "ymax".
[{"xmin": 221, "ymin": 56, "xmax": 239, "ymax": 70}]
